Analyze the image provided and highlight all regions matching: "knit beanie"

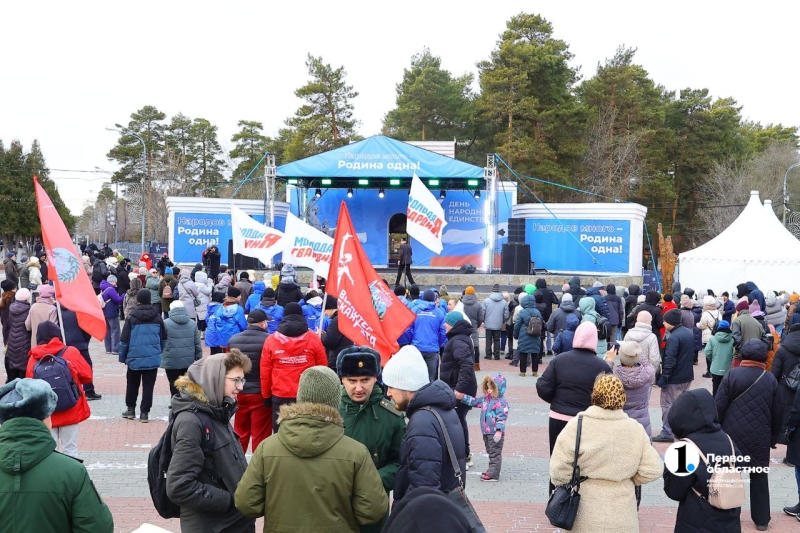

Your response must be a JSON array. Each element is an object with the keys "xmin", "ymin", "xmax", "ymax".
[
  {"xmin": 740, "ymin": 338, "xmax": 767, "ymax": 362},
  {"xmin": 138, "ymin": 267, "xmax": 147, "ymax": 275},
  {"xmin": 718, "ymin": 320, "xmax": 731, "ymax": 330},
  {"xmin": 0, "ymin": 378, "xmax": 58, "ymax": 423},
  {"xmin": 170, "ymin": 300, "xmax": 184, "ymax": 310},
  {"xmin": 561, "ymin": 293, "xmax": 573, "ymax": 303},
  {"xmin": 735, "ymin": 299, "xmax": 749, "ymax": 312},
  {"xmin": 591, "ymin": 375, "xmax": 627, "ymax": 411},
  {"xmin": 618, "ymin": 341, "xmax": 642, "ymax": 366},
  {"xmin": 464, "ymin": 286, "xmax": 476, "ymax": 295},
  {"xmin": 636, "ymin": 310, "xmax": 653, "ymax": 324},
  {"xmin": 262, "ymin": 287, "xmax": 276, "ymax": 298},
  {"xmin": 296, "ymin": 366, "xmax": 342, "ymax": 410},
  {"xmin": 285, "ymin": 302, "xmax": 303, "ymax": 316},
  {"xmin": 439, "ymin": 285, "xmax": 448, "ymax": 294},
  {"xmin": 491, "ymin": 284, "xmax": 500, "ymax": 293},
  {"xmin": 664, "ymin": 308, "xmax": 682, "ymax": 326},
  {"xmin": 523, "ymin": 284, "xmax": 535, "ymax": 295},
  {"xmin": 164, "ymin": 267, "xmax": 173, "ymax": 275},
  {"xmin": 394, "ymin": 286, "xmax": 407, "ymax": 297},
  {"xmin": 791, "ymin": 293, "xmax": 800, "ymax": 304},
  {"xmin": 423, "ymin": 290, "xmax": 436, "ymax": 302},
  {"xmin": 15, "ymin": 288, "xmax": 31, "ymax": 302},
  {"xmin": 136, "ymin": 288, "xmax": 151, "ymax": 305},
  {"xmin": 382, "ymin": 345, "xmax": 430, "ymax": 392},
  {"xmin": 128, "ymin": 272, "xmax": 138, "ymax": 280},
  {"xmin": 107, "ymin": 275, "xmax": 117, "ymax": 283},
  {"xmin": 445, "ymin": 311, "xmax": 463, "ymax": 327},
  {"xmin": 637, "ymin": 294, "xmax": 646, "ymax": 303}
]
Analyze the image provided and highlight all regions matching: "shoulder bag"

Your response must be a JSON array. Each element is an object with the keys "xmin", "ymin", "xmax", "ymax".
[
  {"xmin": 545, "ymin": 415, "xmax": 587, "ymax": 529},
  {"xmin": 420, "ymin": 407, "xmax": 486, "ymax": 533}
]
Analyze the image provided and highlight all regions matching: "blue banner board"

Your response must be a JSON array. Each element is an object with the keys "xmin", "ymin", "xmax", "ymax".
[
  {"xmin": 525, "ymin": 219, "xmax": 631, "ymax": 273},
  {"xmin": 173, "ymin": 212, "xmax": 286, "ymax": 265}
]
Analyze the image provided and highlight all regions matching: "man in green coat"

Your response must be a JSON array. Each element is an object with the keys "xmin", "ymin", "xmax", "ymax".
[
  {"xmin": 0, "ymin": 378, "xmax": 114, "ymax": 532},
  {"xmin": 337, "ymin": 347, "xmax": 406, "ymax": 532}
]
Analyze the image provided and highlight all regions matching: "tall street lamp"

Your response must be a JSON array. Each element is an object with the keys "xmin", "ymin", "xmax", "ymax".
[
  {"xmin": 108, "ymin": 125, "xmax": 147, "ymax": 255},
  {"xmin": 783, "ymin": 161, "xmax": 800, "ymax": 225}
]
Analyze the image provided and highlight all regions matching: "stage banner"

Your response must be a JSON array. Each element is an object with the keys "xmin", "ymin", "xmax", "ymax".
[
  {"xmin": 327, "ymin": 202, "xmax": 416, "ymax": 365},
  {"xmin": 230, "ymin": 204, "xmax": 284, "ymax": 266},
  {"xmin": 283, "ymin": 212, "xmax": 334, "ymax": 278},
  {"xmin": 407, "ymin": 172, "xmax": 447, "ymax": 254}
]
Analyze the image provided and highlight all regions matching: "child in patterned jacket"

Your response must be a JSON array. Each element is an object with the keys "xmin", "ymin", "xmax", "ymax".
[{"xmin": 456, "ymin": 373, "xmax": 508, "ymax": 481}]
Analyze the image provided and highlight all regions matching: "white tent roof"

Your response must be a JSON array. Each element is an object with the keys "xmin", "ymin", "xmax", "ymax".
[{"xmin": 678, "ymin": 191, "xmax": 800, "ymax": 294}]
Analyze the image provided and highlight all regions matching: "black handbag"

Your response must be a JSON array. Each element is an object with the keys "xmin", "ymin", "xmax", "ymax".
[
  {"xmin": 420, "ymin": 407, "xmax": 486, "ymax": 533},
  {"xmin": 545, "ymin": 415, "xmax": 587, "ymax": 530}
]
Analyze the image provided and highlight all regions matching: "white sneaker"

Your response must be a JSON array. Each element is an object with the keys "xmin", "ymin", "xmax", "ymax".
[{"xmin": 466, "ymin": 455, "xmax": 473, "ymax": 468}]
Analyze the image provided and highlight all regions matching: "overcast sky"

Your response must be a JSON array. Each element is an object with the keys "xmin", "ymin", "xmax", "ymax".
[{"xmin": 3, "ymin": 0, "xmax": 798, "ymax": 215}]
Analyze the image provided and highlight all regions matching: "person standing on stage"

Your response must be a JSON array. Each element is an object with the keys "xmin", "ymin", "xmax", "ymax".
[{"xmin": 395, "ymin": 238, "xmax": 415, "ymax": 286}]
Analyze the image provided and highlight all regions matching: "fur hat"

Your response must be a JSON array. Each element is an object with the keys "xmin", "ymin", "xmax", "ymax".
[
  {"xmin": 337, "ymin": 346, "xmax": 380, "ymax": 378},
  {"xmin": 0, "ymin": 379, "xmax": 58, "ymax": 423},
  {"xmin": 664, "ymin": 309, "xmax": 682, "ymax": 326},
  {"xmin": 296, "ymin": 366, "xmax": 342, "ymax": 410},
  {"xmin": 382, "ymin": 345, "xmax": 429, "ymax": 392},
  {"xmin": 1, "ymin": 280, "xmax": 15, "ymax": 292},
  {"xmin": 618, "ymin": 341, "xmax": 642, "ymax": 366}
]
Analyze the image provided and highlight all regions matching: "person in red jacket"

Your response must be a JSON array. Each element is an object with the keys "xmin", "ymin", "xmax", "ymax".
[
  {"xmin": 261, "ymin": 302, "xmax": 327, "ymax": 432},
  {"xmin": 26, "ymin": 321, "xmax": 92, "ymax": 458},
  {"xmin": 138, "ymin": 252, "xmax": 152, "ymax": 271}
]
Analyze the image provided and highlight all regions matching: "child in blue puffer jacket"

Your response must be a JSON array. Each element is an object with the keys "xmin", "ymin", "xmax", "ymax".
[
  {"xmin": 456, "ymin": 373, "xmax": 508, "ymax": 481},
  {"xmin": 205, "ymin": 291, "xmax": 225, "ymax": 353},
  {"xmin": 553, "ymin": 313, "xmax": 580, "ymax": 354},
  {"xmin": 301, "ymin": 290, "xmax": 324, "ymax": 330},
  {"xmin": 244, "ymin": 280, "xmax": 266, "ymax": 312}
]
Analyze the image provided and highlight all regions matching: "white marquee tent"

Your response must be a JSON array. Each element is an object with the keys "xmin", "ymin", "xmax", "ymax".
[{"xmin": 678, "ymin": 191, "xmax": 800, "ymax": 294}]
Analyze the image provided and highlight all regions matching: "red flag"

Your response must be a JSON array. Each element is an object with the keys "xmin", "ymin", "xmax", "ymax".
[
  {"xmin": 33, "ymin": 176, "xmax": 106, "ymax": 341},
  {"xmin": 327, "ymin": 202, "xmax": 416, "ymax": 366}
]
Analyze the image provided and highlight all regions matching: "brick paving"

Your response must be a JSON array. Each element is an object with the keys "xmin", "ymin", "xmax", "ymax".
[{"xmin": 2, "ymin": 334, "xmax": 800, "ymax": 532}]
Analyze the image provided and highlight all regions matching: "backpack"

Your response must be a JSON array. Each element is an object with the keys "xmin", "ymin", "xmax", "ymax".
[
  {"xmin": 683, "ymin": 436, "xmax": 745, "ymax": 510},
  {"xmin": 525, "ymin": 311, "xmax": 544, "ymax": 336},
  {"xmin": 91, "ymin": 262, "xmax": 105, "ymax": 283},
  {"xmin": 33, "ymin": 347, "xmax": 80, "ymax": 413},
  {"xmin": 785, "ymin": 363, "xmax": 800, "ymax": 391},
  {"xmin": 596, "ymin": 315, "xmax": 612, "ymax": 341},
  {"xmin": 147, "ymin": 405, "xmax": 216, "ymax": 519},
  {"xmin": 706, "ymin": 311, "xmax": 721, "ymax": 335},
  {"xmin": 97, "ymin": 292, "xmax": 106, "ymax": 309},
  {"xmin": 162, "ymin": 283, "xmax": 174, "ymax": 299}
]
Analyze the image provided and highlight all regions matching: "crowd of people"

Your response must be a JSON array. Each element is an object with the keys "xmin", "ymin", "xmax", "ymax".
[{"xmin": 2, "ymin": 243, "xmax": 800, "ymax": 532}]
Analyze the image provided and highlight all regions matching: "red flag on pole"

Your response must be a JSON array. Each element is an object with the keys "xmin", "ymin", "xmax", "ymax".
[
  {"xmin": 33, "ymin": 176, "xmax": 107, "ymax": 341},
  {"xmin": 327, "ymin": 202, "xmax": 416, "ymax": 366}
]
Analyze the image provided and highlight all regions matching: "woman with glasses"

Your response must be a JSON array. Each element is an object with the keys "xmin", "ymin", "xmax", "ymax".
[{"xmin": 166, "ymin": 350, "xmax": 256, "ymax": 533}]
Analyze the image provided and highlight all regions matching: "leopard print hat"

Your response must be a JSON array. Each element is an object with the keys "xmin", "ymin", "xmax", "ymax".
[{"xmin": 591, "ymin": 374, "xmax": 627, "ymax": 411}]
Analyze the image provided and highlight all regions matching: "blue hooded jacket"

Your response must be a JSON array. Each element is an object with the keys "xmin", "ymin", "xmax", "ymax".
[
  {"xmin": 513, "ymin": 295, "xmax": 543, "ymax": 354},
  {"xmin": 398, "ymin": 297, "xmax": 415, "ymax": 345},
  {"xmin": 208, "ymin": 303, "xmax": 247, "ymax": 348},
  {"xmin": 301, "ymin": 295, "xmax": 324, "ymax": 331},
  {"xmin": 553, "ymin": 313, "xmax": 580, "ymax": 354},
  {"xmin": 256, "ymin": 300, "xmax": 285, "ymax": 335},
  {"xmin": 585, "ymin": 287, "xmax": 611, "ymax": 319},
  {"xmin": 461, "ymin": 374, "xmax": 508, "ymax": 435},
  {"xmin": 411, "ymin": 300, "xmax": 447, "ymax": 353},
  {"xmin": 119, "ymin": 303, "xmax": 165, "ymax": 370},
  {"xmin": 244, "ymin": 281, "xmax": 266, "ymax": 313},
  {"xmin": 204, "ymin": 301, "xmax": 222, "ymax": 347}
]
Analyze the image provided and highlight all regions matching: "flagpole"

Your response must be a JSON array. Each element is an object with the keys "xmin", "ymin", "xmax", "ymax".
[
  {"xmin": 55, "ymin": 300, "xmax": 67, "ymax": 341},
  {"xmin": 318, "ymin": 290, "xmax": 327, "ymax": 334}
]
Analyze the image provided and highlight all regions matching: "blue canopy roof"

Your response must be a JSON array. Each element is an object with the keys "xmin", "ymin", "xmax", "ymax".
[{"xmin": 276, "ymin": 135, "xmax": 485, "ymax": 180}]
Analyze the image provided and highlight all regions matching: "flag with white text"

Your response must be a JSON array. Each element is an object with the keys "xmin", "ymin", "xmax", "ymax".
[
  {"xmin": 407, "ymin": 172, "xmax": 447, "ymax": 254},
  {"xmin": 230, "ymin": 204, "xmax": 284, "ymax": 266},
  {"xmin": 282, "ymin": 212, "xmax": 334, "ymax": 278}
]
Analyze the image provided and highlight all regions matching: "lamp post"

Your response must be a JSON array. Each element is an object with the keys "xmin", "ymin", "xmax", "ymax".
[
  {"xmin": 95, "ymin": 167, "xmax": 119, "ymax": 245},
  {"xmin": 109, "ymin": 125, "xmax": 147, "ymax": 255},
  {"xmin": 783, "ymin": 161, "xmax": 800, "ymax": 225}
]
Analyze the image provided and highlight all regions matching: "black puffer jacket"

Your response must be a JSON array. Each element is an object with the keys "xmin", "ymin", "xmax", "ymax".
[
  {"xmin": 393, "ymin": 381, "xmax": 466, "ymax": 503},
  {"xmin": 535, "ymin": 348, "xmax": 611, "ymax": 416},
  {"xmin": 771, "ymin": 328, "xmax": 800, "ymax": 444},
  {"xmin": 624, "ymin": 285, "xmax": 641, "ymax": 329},
  {"xmin": 276, "ymin": 280, "xmax": 303, "ymax": 308},
  {"xmin": 321, "ymin": 313, "xmax": 354, "ymax": 370},
  {"xmin": 785, "ymin": 384, "xmax": 800, "ymax": 466},
  {"xmin": 227, "ymin": 324, "xmax": 269, "ymax": 395},
  {"xmin": 565, "ymin": 276, "xmax": 584, "ymax": 300},
  {"xmin": 534, "ymin": 279, "xmax": 557, "ymax": 322},
  {"xmin": 60, "ymin": 307, "xmax": 91, "ymax": 352},
  {"xmin": 604, "ymin": 284, "xmax": 624, "ymax": 327},
  {"xmin": 715, "ymin": 341, "xmax": 781, "ymax": 468},
  {"xmin": 440, "ymin": 320, "xmax": 477, "ymax": 398},
  {"xmin": 5, "ymin": 300, "xmax": 31, "ymax": 370},
  {"xmin": 662, "ymin": 324, "xmax": 695, "ymax": 385},
  {"xmin": 664, "ymin": 389, "xmax": 741, "ymax": 533},
  {"xmin": 639, "ymin": 291, "xmax": 664, "ymax": 343}
]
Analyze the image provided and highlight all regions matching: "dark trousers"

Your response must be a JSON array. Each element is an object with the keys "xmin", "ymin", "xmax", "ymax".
[
  {"xmin": 473, "ymin": 343, "xmax": 480, "ymax": 364},
  {"xmin": 485, "ymin": 329, "xmax": 501, "ymax": 359},
  {"xmin": 500, "ymin": 331, "xmax": 508, "ymax": 352},
  {"xmin": 78, "ymin": 348, "xmax": 95, "ymax": 394},
  {"xmin": 272, "ymin": 396, "xmax": 295, "ymax": 433},
  {"xmin": 749, "ymin": 471, "xmax": 771, "ymax": 527},
  {"xmin": 165, "ymin": 368, "xmax": 187, "ymax": 398},
  {"xmin": 712, "ymin": 374, "xmax": 724, "ymax": 396},
  {"xmin": 395, "ymin": 263, "xmax": 414, "ymax": 286},
  {"xmin": 6, "ymin": 368, "xmax": 25, "ymax": 383},
  {"xmin": 483, "ymin": 433, "xmax": 504, "ymax": 479},
  {"xmin": 125, "ymin": 368, "xmax": 158, "ymax": 414},
  {"xmin": 455, "ymin": 403, "xmax": 471, "ymax": 457},
  {"xmin": 519, "ymin": 352, "xmax": 540, "ymax": 374},
  {"xmin": 197, "ymin": 318, "xmax": 207, "ymax": 332},
  {"xmin": 549, "ymin": 417, "xmax": 569, "ymax": 494}
]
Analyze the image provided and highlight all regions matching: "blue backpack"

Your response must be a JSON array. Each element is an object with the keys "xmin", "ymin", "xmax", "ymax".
[{"xmin": 33, "ymin": 347, "xmax": 80, "ymax": 412}]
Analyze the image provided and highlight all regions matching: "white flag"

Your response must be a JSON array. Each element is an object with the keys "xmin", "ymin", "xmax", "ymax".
[
  {"xmin": 407, "ymin": 172, "xmax": 447, "ymax": 254},
  {"xmin": 230, "ymin": 204, "xmax": 284, "ymax": 266},
  {"xmin": 282, "ymin": 212, "xmax": 334, "ymax": 278}
]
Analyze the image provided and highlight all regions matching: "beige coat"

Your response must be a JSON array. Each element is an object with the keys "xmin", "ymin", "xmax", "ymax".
[
  {"xmin": 25, "ymin": 300, "xmax": 59, "ymax": 349},
  {"xmin": 550, "ymin": 405, "xmax": 663, "ymax": 533}
]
